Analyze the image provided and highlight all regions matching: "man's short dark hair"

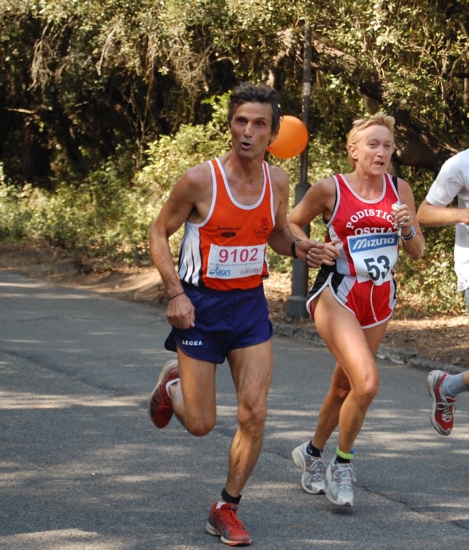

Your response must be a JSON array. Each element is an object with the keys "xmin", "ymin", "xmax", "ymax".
[{"xmin": 227, "ymin": 82, "xmax": 282, "ymax": 135}]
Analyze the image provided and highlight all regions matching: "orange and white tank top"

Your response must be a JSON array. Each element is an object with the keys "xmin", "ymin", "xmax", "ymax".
[
  {"xmin": 178, "ymin": 158, "xmax": 275, "ymax": 291},
  {"xmin": 327, "ymin": 173, "xmax": 400, "ymax": 285}
]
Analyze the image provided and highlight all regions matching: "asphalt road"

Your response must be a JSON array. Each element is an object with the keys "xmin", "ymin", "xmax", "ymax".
[{"xmin": 1, "ymin": 269, "xmax": 468, "ymax": 549}]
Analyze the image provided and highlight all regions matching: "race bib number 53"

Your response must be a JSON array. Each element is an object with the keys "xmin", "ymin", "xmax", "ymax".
[
  {"xmin": 347, "ymin": 233, "xmax": 399, "ymax": 285},
  {"xmin": 207, "ymin": 244, "xmax": 266, "ymax": 280}
]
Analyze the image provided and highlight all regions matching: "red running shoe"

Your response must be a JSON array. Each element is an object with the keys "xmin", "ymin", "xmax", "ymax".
[
  {"xmin": 148, "ymin": 360, "xmax": 179, "ymax": 428},
  {"xmin": 427, "ymin": 370, "xmax": 457, "ymax": 436},
  {"xmin": 205, "ymin": 503, "xmax": 252, "ymax": 546}
]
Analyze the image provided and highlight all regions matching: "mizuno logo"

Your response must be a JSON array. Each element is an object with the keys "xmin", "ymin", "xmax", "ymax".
[{"xmin": 350, "ymin": 236, "xmax": 398, "ymax": 251}]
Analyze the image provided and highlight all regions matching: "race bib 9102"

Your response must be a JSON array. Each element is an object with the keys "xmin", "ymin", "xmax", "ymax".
[
  {"xmin": 347, "ymin": 233, "xmax": 399, "ymax": 285},
  {"xmin": 206, "ymin": 244, "xmax": 266, "ymax": 279}
]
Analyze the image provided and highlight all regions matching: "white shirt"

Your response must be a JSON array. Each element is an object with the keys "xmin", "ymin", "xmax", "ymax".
[{"xmin": 426, "ymin": 149, "xmax": 469, "ymax": 292}]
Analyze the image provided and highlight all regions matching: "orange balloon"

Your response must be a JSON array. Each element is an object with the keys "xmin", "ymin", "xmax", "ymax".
[{"xmin": 268, "ymin": 115, "xmax": 309, "ymax": 159}]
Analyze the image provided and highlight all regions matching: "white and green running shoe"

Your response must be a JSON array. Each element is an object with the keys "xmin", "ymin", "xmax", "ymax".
[{"xmin": 325, "ymin": 458, "xmax": 356, "ymax": 506}]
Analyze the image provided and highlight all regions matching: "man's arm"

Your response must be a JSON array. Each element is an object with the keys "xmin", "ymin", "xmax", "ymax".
[
  {"xmin": 267, "ymin": 168, "xmax": 338, "ymax": 267},
  {"xmin": 417, "ymin": 157, "xmax": 468, "ymax": 227},
  {"xmin": 149, "ymin": 163, "xmax": 211, "ymax": 329},
  {"xmin": 417, "ymin": 198, "xmax": 469, "ymax": 227}
]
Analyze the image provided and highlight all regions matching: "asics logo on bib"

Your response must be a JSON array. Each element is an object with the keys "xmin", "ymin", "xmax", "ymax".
[
  {"xmin": 209, "ymin": 265, "xmax": 231, "ymax": 277},
  {"xmin": 182, "ymin": 340, "xmax": 202, "ymax": 346},
  {"xmin": 350, "ymin": 235, "xmax": 398, "ymax": 251}
]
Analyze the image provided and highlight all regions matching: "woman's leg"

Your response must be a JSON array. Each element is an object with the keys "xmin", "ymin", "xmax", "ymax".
[{"xmin": 311, "ymin": 288, "xmax": 388, "ymax": 453}]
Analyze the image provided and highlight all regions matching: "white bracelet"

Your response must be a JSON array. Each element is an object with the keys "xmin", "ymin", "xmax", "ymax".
[{"xmin": 400, "ymin": 226, "xmax": 415, "ymax": 241}]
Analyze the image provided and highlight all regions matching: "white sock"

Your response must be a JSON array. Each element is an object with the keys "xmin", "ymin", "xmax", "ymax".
[
  {"xmin": 165, "ymin": 378, "xmax": 180, "ymax": 400},
  {"xmin": 441, "ymin": 373, "xmax": 468, "ymax": 399}
]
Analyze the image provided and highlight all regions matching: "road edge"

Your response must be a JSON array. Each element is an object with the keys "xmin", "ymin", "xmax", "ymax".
[{"xmin": 272, "ymin": 321, "xmax": 465, "ymax": 375}]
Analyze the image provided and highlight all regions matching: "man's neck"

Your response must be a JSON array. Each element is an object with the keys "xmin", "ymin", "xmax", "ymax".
[{"xmin": 221, "ymin": 150, "xmax": 265, "ymax": 187}]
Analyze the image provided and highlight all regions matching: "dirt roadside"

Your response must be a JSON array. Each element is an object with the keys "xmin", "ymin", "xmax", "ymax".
[{"xmin": 1, "ymin": 238, "xmax": 468, "ymax": 369}]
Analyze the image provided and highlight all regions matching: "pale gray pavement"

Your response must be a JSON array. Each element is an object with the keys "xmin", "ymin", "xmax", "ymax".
[{"xmin": 1, "ymin": 269, "xmax": 469, "ymax": 549}]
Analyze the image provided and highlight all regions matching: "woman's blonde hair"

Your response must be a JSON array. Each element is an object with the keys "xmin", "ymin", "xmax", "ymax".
[{"xmin": 346, "ymin": 112, "xmax": 395, "ymax": 166}]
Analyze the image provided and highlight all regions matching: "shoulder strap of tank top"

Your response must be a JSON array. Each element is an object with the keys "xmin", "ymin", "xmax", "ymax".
[
  {"xmin": 211, "ymin": 158, "xmax": 228, "ymax": 197},
  {"xmin": 262, "ymin": 160, "xmax": 276, "ymax": 225},
  {"xmin": 325, "ymin": 175, "xmax": 341, "ymax": 226}
]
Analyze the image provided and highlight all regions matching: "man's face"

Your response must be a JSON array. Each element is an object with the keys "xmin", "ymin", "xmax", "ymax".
[{"xmin": 229, "ymin": 102, "xmax": 276, "ymax": 159}]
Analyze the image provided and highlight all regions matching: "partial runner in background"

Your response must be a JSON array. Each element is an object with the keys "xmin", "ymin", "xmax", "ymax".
[
  {"xmin": 427, "ymin": 370, "xmax": 469, "ymax": 435},
  {"xmin": 417, "ymin": 149, "xmax": 469, "ymax": 312},
  {"xmin": 417, "ymin": 152, "xmax": 469, "ymax": 437}
]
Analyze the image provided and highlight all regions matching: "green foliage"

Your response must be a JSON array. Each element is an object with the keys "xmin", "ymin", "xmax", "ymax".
[
  {"xmin": 0, "ymin": 95, "xmax": 231, "ymax": 264},
  {"xmin": 0, "ymin": 167, "xmax": 35, "ymax": 241},
  {"xmin": 0, "ymin": 158, "xmax": 156, "ymax": 264},
  {"xmin": 3, "ymin": 0, "xmax": 469, "ymax": 188},
  {"xmin": 136, "ymin": 94, "xmax": 231, "ymax": 196},
  {"xmin": 396, "ymin": 225, "xmax": 465, "ymax": 314},
  {"xmin": 306, "ymin": 0, "xmax": 469, "ymax": 142}
]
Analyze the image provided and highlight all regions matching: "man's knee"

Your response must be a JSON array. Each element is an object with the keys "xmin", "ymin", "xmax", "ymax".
[
  {"xmin": 238, "ymin": 401, "xmax": 268, "ymax": 432},
  {"xmin": 184, "ymin": 412, "xmax": 216, "ymax": 437}
]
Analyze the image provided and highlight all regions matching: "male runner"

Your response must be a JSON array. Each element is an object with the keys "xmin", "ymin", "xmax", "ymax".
[
  {"xmin": 417, "ymin": 149, "xmax": 469, "ymax": 311},
  {"xmin": 147, "ymin": 82, "xmax": 336, "ymax": 546},
  {"xmin": 417, "ymin": 149, "xmax": 469, "ymax": 435}
]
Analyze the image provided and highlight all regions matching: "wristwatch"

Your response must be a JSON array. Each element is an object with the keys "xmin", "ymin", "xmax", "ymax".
[{"xmin": 291, "ymin": 239, "xmax": 302, "ymax": 258}]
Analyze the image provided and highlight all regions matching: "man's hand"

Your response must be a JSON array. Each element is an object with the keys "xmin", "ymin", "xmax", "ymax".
[{"xmin": 166, "ymin": 293, "xmax": 195, "ymax": 329}]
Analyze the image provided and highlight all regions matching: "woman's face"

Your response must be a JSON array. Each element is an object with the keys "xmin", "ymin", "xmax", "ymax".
[{"xmin": 348, "ymin": 124, "xmax": 394, "ymax": 176}]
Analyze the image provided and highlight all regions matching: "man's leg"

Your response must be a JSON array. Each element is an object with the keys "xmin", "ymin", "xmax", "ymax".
[
  {"xmin": 426, "ymin": 368, "xmax": 469, "ymax": 436},
  {"xmin": 150, "ymin": 351, "xmax": 254, "ymax": 545},
  {"xmin": 204, "ymin": 341, "xmax": 272, "ymax": 547},
  {"xmin": 223, "ymin": 340, "xmax": 273, "ymax": 498},
  {"xmin": 149, "ymin": 350, "xmax": 217, "ymax": 436},
  {"xmin": 168, "ymin": 349, "xmax": 217, "ymax": 436},
  {"xmin": 193, "ymin": 340, "xmax": 272, "ymax": 504}
]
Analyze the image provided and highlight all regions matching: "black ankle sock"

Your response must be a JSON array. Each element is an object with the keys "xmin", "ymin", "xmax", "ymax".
[
  {"xmin": 336, "ymin": 455, "xmax": 351, "ymax": 464},
  {"xmin": 221, "ymin": 488, "xmax": 241, "ymax": 505},
  {"xmin": 306, "ymin": 441, "xmax": 323, "ymax": 458}
]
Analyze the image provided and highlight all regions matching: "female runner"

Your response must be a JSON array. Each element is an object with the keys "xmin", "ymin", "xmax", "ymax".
[{"xmin": 288, "ymin": 112, "xmax": 424, "ymax": 507}]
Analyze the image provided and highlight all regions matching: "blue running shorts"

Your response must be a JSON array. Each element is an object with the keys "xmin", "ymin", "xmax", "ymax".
[{"xmin": 164, "ymin": 283, "xmax": 273, "ymax": 364}]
